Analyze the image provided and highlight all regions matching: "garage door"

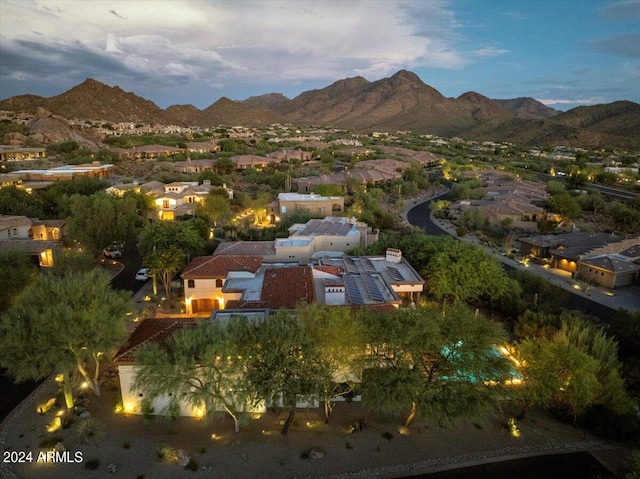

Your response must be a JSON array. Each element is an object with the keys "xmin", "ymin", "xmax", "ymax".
[{"xmin": 191, "ymin": 299, "xmax": 219, "ymax": 313}]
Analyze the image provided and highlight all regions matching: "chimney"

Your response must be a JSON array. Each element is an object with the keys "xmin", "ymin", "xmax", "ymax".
[
  {"xmin": 386, "ymin": 248, "xmax": 402, "ymax": 263},
  {"xmin": 324, "ymin": 281, "xmax": 346, "ymax": 305}
]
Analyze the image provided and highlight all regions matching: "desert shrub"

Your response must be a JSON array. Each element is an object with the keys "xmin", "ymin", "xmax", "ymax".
[
  {"xmin": 155, "ymin": 443, "xmax": 177, "ymax": 463},
  {"xmin": 77, "ymin": 418, "xmax": 106, "ymax": 445}
]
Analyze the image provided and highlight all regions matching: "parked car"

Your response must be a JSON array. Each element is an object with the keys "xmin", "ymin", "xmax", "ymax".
[
  {"xmin": 103, "ymin": 247, "xmax": 122, "ymax": 258},
  {"xmin": 135, "ymin": 268, "xmax": 151, "ymax": 281}
]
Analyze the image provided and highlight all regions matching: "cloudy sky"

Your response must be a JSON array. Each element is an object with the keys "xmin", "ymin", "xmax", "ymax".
[{"xmin": 1, "ymin": 0, "xmax": 638, "ymax": 111}]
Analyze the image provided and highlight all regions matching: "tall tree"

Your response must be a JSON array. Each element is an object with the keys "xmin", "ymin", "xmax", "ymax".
[
  {"xmin": 512, "ymin": 312, "xmax": 634, "ymax": 420},
  {"xmin": 133, "ymin": 320, "xmax": 252, "ymax": 433},
  {"xmin": 362, "ymin": 304, "xmax": 510, "ymax": 428},
  {"xmin": 66, "ymin": 192, "xmax": 142, "ymax": 253},
  {"xmin": 0, "ymin": 269, "xmax": 130, "ymax": 409},
  {"xmin": 137, "ymin": 220, "xmax": 205, "ymax": 296},
  {"xmin": 297, "ymin": 304, "xmax": 367, "ymax": 422},
  {"xmin": 0, "ymin": 251, "xmax": 37, "ymax": 312},
  {"xmin": 427, "ymin": 241, "xmax": 518, "ymax": 303},
  {"xmin": 243, "ymin": 311, "xmax": 330, "ymax": 435},
  {"xmin": 197, "ymin": 192, "xmax": 232, "ymax": 227}
]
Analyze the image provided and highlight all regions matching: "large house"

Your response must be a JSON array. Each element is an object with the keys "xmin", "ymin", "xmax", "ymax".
[
  {"xmin": 108, "ymin": 180, "xmax": 233, "ymax": 220},
  {"xmin": 575, "ymin": 239, "xmax": 640, "ymax": 288},
  {"xmin": 216, "ymin": 216, "xmax": 378, "ymax": 264},
  {"xmin": 182, "ymin": 255, "xmax": 263, "ymax": 314},
  {"xmin": 181, "ymin": 247, "xmax": 423, "ymax": 315},
  {"xmin": 114, "ymin": 312, "xmax": 316, "ymax": 417},
  {"xmin": 519, "ymin": 232, "xmax": 625, "ymax": 274},
  {"xmin": 230, "ymin": 155, "xmax": 280, "ymax": 170},
  {"xmin": 0, "ymin": 215, "xmax": 65, "ymax": 267},
  {"xmin": 0, "ymin": 145, "xmax": 47, "ymax": 162},
  {"xmin": 270, "ymin": 193, "xmax": 344, "ymax": 221}
]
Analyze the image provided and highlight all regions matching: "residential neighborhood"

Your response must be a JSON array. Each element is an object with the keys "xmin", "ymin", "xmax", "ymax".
[{"xmin": 1, "ymin": 120, "xmax": 639, "ymax": 479}]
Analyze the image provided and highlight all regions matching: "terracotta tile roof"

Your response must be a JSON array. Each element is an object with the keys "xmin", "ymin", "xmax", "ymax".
[
  {"xmin": 260, "ymin": 266, "xmax": 316, "ymax": 309},
  {"xmin": 182, "ymin": 255, "xmax": 262, "ymax": 279},
  {"xmin": 314, "ymin": 265, "xmax": 344, "ymax": 275},
  {"xmin": 0, "ymin": 215, "xmax": 32, "ymax": 230},
  {"xmin": 224, "ymin": 300, "xmax": 271, "ymax": 310},
  {"xmin": 114, "ymin": 319, "xmax": 197, "ymax": 364}
]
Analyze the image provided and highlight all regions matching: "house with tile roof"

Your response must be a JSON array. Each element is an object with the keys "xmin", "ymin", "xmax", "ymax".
[
  {"xmin": 172, "ymin": 159, "xmax": 216, "ymax": 174},
  {"xmin": 0, "ymin": 215, "xmax": 64, "ymax": 267},
  {"xmin": 114, "ymin": 313, "xmax": 316, "ymax": 417},
  {"xmin": 182, "ymin": 255, "xmax": 263, "ymax": 314},
  {"xmin": 520, "ymin": 232, "xmax": 626, "ymax": 274},
  {"xmin": 574, "ymin": 238, "xmax": 640, "ymax": 288},
  {"xmin": 230, "ymin": 154, "xmax": 279, "ymax": 170},
  {"xmin": 141, "ymin": 180, "xmax": 232, "ymax": 220},
  {"xmin": 577, "ymin": 254, "xmax": 640, "ymax": 288},
  {"xmin": 113, "ymin": 319, "xmax": 201, "ymax": 415}
]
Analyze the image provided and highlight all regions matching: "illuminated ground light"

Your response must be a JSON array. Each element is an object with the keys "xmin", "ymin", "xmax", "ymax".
[
  {"xmin": 46, "ymin": 417, "xmax": 62, "ymax": 433},
  {"xmin": 573, "ymin": 284, "xmax": 582, "ymax": 291},
  {"xmin": 508, "ymin": 418, "xmax": 520, "ymax": 437}
]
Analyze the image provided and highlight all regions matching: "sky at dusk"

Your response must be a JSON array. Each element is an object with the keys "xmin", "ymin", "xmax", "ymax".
[{"xmin": 0, "ymin": 0, "xmax": 639, "ymax": 111}]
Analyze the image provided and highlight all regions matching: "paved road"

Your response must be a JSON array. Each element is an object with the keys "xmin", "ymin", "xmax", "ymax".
[{"xmin": 406, "ymin": 197, "xmax": 620, "ymax": 322}]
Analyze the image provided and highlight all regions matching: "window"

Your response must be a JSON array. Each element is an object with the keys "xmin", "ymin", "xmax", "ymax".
[
  {"xmin": 215, "ymin": 279, "xmax": 223, "ymax": 288},
  {"xmin": 187, "ymin": 279, "xmax": 195, "ymax": 288}
]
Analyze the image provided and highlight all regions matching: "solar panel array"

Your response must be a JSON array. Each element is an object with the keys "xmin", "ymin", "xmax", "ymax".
[
  {"xmin": 344, "ymin": 275, "xmax": 364, "ymax": 304},
  {"xmin": 296, "ymin": 218, "xmax": 353, "ymax": 237},
  {"xmin": 344, "ymin": 258, "xmax": 360, "ymax": 273},
  {"xmin": 386, "ymin": 266, "xmax": 405, "ymax": 281},
  {"xmin": 361, "ymin": 257, "xmax": 377, "ymax": 273},
  {"xmin": 363, "ymin": 275, "xmax": 385, "ymax": 302}
]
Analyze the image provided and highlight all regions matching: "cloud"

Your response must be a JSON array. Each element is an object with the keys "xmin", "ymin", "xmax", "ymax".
[
  {"xmin": 473, "ymin": 47, "xmax": 509, "ymax": 58},
  {"xmin": 588, "ymin": 33, "xmax": 640, "ymax": 58},
  {"xmin": 0, "ymin": 0, "xmax": 474, "ymax": 95},
  {"xmin": 536, "ymin": 98, "xmax": 603, "ymax": 106},
  {"xmin": 598, "ymin": 0, "xmax": 640, "ymax": 20}
]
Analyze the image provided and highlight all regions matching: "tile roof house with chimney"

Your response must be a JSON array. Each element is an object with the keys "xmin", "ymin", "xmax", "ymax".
[{"xmin": 181, "ymin": 247, "xmax": 423, "ymax": 316}]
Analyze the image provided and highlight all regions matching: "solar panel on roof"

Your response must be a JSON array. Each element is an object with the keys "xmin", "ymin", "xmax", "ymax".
[
  {"xmin": 363, "ymin": 275, "xmax": 385, "ymax": 302},
  {"xmin": 344, "ymin": 258, "xmax": 359, "ymax": 273},
  {"xmin": 344, "ymin": 275, "xmax": 364, "ymax": 304},
  {"xmin": 361, "ymin": 257, "xmax": 376, "ymax": 272},
  {"xmin": 387, "ymin": 266, "xmax": 405, "ymax": 281}
]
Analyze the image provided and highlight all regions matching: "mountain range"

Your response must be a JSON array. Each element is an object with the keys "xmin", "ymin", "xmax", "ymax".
[{"xmin": 2, "ymin": 71, "xmax": 639, "ymax": 148}]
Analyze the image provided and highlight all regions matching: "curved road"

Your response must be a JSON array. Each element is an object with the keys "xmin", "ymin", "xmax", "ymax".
[{"xmin": 407, "ymin": 196, "xmax": 619, "ymax": 322}]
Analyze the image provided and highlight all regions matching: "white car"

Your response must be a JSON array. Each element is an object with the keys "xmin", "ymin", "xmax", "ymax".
[
  {"xmin": 103, "ymin": 248, "xmax": 122, "ymax": 258},
  {"xmin": 135, "ymin": 268, "xmax": 151, "ymax": 281}
]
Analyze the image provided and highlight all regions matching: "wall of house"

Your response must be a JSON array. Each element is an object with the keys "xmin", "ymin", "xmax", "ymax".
[
  {"xmin": 119, "ymin": 365, "xmax": 321, "ymax": 417},
  {"xmin": 312, "ymin": 234, "xmax": 359, "ymax": 253},
  {"xmin": 2, "ymin": 222, "xmax": 31, "ymax": 238},
  {"xmin": 577, "ymin": 264, "xmax": 636, "ymax": 288},
  {"xmin": 279, "ymin": 199, "xmax": 343, "ymax": 216},
  {"xmin": 118, "ymin": 365, "xmax": 267, "ymax": 416},
  {"xmin": 184, "ymin": 278, "xmax": 224, "ymax": 314}
]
